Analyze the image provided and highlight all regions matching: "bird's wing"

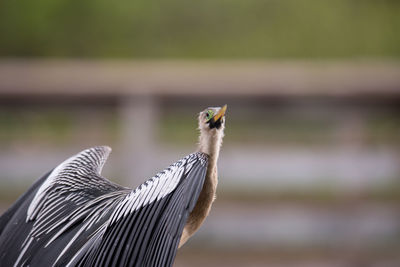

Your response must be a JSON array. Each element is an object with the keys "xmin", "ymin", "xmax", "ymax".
[
  {"xmin": 0, "ymin": 146, "xmax": 208, "ymax": 267},
  {"xmin": 0, "ymin": 169, "xmax": 52, "ymax": 238},
  {"xmin": 27, "ymin": 146, "xmax": 122, "ymax": 222},
  {"xmin": 75, "ymin": 152, "xmax": 208, "ymax": 267},
  {"xmin": 0, "ymin": 146, "xmax": 125, "ymax": 266}
]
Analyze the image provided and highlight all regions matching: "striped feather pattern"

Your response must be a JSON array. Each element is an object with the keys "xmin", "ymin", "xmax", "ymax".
[{"xmin": 0, "ymin": 146, "xmax": 208, "ymax": 267}]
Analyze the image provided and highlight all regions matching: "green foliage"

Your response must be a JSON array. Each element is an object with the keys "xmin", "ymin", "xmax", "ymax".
[
  {"xmin": 0, "ymin": 107, "xmax": 119, "ymax": 145},
  {"xmin": 0, "ymin": 0, "xmax": 399, "ymax": 58},
  {"xmin": 0, "ymin": 109, "xmax": 72, "ymax": 141}
]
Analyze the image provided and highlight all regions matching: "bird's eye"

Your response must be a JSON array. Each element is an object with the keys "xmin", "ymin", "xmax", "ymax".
[{"xmin": 206, "ymin": 110, "xmax": 214, "ymax": 120}]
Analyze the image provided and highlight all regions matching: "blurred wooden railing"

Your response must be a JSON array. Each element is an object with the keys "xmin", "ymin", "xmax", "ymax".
[
  {"xmin": 0, "ymin": 60, "xmax": 399, "ymax": 184},
  {"xmin": 0, "ymin": 60, "xmax": 399, "ymax": 97}
]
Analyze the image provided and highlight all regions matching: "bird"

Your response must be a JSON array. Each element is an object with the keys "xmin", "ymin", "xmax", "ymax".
[{"xmin": 0, "ymin": 105, "xmax": 227, "ymax": 267}]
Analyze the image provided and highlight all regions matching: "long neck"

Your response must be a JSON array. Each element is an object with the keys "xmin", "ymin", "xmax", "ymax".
[
  {"xmin": 178, "ymin": 129, "xmax": 224, "ymax": 247},
  {"xmin": 198, "ymin": 129, "xmax": 223, "ymax": 164}
]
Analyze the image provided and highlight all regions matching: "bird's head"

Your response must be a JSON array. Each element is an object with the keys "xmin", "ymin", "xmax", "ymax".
[
  {"xmin": 198, "ymin": 105, "xmax": 227, "ymax": 157},
  {"xmin": 199, "ymin": 105, "xmax": 227, "ymax": 131}
]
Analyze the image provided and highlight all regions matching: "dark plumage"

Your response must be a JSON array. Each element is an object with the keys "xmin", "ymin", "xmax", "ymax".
[
  {"xmin": 0, "ymin": 105, "xmax": 226, "ymax": 267},
  {"xmin": 0, "ymin": 147, "xmax": 208, "ymax": 267}
]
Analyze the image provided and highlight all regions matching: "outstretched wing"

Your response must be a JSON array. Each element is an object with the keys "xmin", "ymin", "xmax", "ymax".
[
  {"xmin": 0, "ymin": 146, "xmax": 208, "ymax": 267},
  {"xmin": 0, "ymin": 146, "xmax": 124, "ymax": 266},
  {"xmin": 76, "ymin": 152, "xmax": 208, "ymax": 267}
]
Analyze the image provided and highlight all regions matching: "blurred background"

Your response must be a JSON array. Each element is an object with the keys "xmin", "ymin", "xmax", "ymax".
[{"xmin": 1, "ymin": 0, "xmax": 400, "ymax": 266}]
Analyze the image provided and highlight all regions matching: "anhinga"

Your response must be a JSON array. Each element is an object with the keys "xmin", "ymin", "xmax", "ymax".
[{"xmin": 0, "ymin": 105, "xmax": 227, "ymax": 267}]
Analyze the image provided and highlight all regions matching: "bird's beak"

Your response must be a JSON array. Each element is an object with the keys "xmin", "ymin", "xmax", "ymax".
[
  {"xmin": 208, "ymin": 105, "xmax": 227, "ymax": 129},
  {"xmin": 213, "ymin": 105, "xmax": 227, "ymax": 122}
]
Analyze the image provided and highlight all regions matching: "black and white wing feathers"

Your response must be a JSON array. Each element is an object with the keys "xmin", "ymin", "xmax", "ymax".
[{"xmin": 0, "ymin": 146, "xmax": 208, "ymax": 267}]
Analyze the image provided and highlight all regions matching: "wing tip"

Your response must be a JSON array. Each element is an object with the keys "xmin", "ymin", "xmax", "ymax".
[
  {"xmin": 27, "ymin": 146, "xmax": 113, "ymax": 221},
  {"xmin": 92, "ymin": 145, "xmax": 112, "ymax": 172},
  {"xmin": 81, "ymin": 145, "xmax": 112, "ymax": 170},
  {"xmin": 96, "ymin": 145, "xmax": 112, "ymax": 153},
  {"xmin": 87, "ymin": 145, "xmax": 112, "ymax": 157}
]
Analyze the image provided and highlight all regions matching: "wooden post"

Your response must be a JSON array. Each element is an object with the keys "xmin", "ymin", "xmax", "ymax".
[{"xmin": 119, "ymin": 94, "xmax": 159, "ymax": 186}]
